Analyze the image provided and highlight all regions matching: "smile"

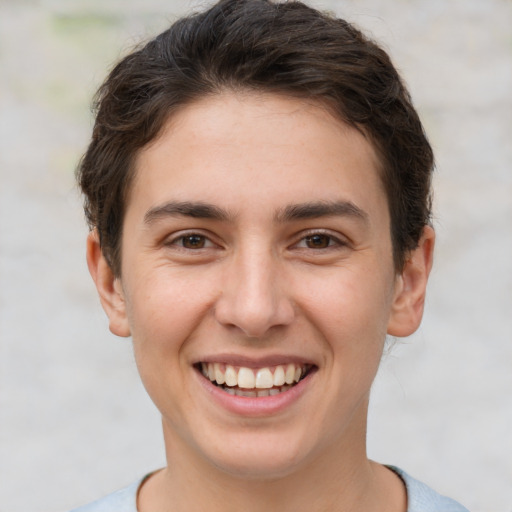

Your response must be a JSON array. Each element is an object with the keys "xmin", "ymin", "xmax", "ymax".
[{"xmin": 198, "ymin": 362, "xmax": 313, "ymax": 397}]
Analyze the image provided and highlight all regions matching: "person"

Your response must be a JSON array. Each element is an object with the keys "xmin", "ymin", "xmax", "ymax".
[{"xmin": 71, "ymin": 0, "xmax": 469, "ymax": 510}]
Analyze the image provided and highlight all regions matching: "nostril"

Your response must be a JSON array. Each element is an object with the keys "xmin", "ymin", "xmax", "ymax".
[{"xmin": 214, "ymin": 292, "xmax": 295, "ymax": 338}]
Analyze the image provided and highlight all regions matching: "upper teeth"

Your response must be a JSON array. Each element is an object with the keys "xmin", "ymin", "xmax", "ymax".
[{"xmin": 201, "ymin": 362, "xmax": 306, "ymax": 389}]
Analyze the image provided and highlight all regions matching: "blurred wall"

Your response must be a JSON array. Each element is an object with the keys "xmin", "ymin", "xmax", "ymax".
[{"xmin": 0, "ymin": 1, "xmax": 511, "ymax": 510}]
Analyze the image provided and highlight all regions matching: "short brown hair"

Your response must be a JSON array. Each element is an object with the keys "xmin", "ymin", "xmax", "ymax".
[{"xmin": 77, "ymin": 0, "xmax": 433, "ymax": 276}]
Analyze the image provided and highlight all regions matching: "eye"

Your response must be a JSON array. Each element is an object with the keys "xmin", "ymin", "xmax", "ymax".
[
  {"xmin": 169, "ymin": 233, "xmax": 215, "ymax": 249},
  {"xmin": 295, "ymin": 232, "xmax": 343, "ymax": 250},
  {"xmin": 303, "ymin": 234, "xmax": 333, "ymax": 249}
]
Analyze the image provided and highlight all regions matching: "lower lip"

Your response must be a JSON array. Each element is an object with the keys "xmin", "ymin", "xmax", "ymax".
[{"xmin": 194, "ymin": 368, "xmax": 314, "ymax": 417}]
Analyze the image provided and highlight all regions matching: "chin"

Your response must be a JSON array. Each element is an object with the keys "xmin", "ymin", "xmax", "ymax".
[{"xmin": 199, "ymin": 432, "xmax": 313, "ymax": 481}]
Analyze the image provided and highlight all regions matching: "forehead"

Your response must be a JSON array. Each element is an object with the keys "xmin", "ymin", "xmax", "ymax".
[{"xmin": 130, "ymin": 92, "xmax": 387, "ymax": 223}]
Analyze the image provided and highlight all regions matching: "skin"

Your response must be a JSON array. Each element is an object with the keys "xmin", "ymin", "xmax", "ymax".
[{"xmin": 87, "ymin": 92, "xmax": 434, "ymax": 512}]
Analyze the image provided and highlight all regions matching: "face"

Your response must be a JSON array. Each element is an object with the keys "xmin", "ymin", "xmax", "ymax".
[{"xmin": 89, "ymin": 92, "xmax": 432, "ymax": 480}]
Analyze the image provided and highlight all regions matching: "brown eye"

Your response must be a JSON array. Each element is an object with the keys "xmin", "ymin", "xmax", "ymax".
[
  {"xmin": 304, "ymin": 234, "xmax": 331, "ymax": 249},
  {"xmin": 181, "ymin": 234, "xmax": 206, "ymax": 249}
]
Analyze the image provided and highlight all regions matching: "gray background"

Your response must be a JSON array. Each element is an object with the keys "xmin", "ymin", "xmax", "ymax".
[{"xmin": 1, "ymin": 0, "xmax": 511, "ymax": 511}]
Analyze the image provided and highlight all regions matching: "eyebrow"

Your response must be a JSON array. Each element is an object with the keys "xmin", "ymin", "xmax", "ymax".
[
  {"xmin": 144, "ymin": 201, "xmax": 231, "ymax": 224},
  {"xmin": 276, "ymin": 200, "xmax": 369, "ymax": 224},
  {"xmin": 143, "ymin": 199, "xmax": 368, "ymax": 225}
]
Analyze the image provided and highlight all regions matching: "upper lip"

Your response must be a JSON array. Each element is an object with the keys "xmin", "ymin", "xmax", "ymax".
[{"xmin": 193, "ymin": 353, "xmax": 318, "ymax": 369}]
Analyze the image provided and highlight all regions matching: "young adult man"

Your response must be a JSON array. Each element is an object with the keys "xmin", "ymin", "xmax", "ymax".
[{"xmin": 72, "ymin": 1, "xmax": 469, "ymax": 510}]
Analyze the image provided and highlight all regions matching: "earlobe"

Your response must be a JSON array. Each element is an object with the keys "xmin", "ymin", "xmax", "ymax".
[
  {"xmin": 387, "ymin": 226, "xmax": 435, "ymax": 337},
  {"xmin": 86, "ymin": 231, "xmax": 131, "ymax": 338}
]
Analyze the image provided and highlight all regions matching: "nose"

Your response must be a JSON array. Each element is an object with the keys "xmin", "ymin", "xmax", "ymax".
[{"xmin": 214, "ymin": 247, "xmax": 295, "ymax": 338}]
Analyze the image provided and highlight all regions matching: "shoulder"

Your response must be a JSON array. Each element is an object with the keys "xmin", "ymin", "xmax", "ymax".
[
  {"xmin": 69, "ymin": 476, "xmax": 146, "ymax": 512},
  {"xmin": 389, "ymin": 466, "xmax": 470, "ymax": 512}
]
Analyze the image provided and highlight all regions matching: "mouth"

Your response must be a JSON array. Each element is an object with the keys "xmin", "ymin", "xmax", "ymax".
[{"xmin": 195, "ymin": 362, "xmax": 315, "ymax": 397}]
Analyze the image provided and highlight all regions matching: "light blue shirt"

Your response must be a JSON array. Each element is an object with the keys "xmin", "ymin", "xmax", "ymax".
[
  {"xmin": 389, "ymin": 466, "xmax": 469, "ymax": 512},
  {"xmin": 70, "ymin": 467, "xmax": 469, "ymax": 512}
]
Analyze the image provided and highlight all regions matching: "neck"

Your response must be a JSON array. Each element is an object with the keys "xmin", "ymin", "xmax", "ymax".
[{"xmin": 138, "ymin": 404, "xmax": 406, "ymax": 512}]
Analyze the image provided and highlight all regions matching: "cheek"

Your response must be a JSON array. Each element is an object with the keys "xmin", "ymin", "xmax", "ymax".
[
  {"xmin": 296, "ymin": 264, "xmax": 395, "ymax": 364},
  {"xmin": 125, "ymin": 270, "xmax": 217, "ymax": 360},
  {"xmin": 124, "ymin": 271, "xmax": 217, "ymax": 419}
]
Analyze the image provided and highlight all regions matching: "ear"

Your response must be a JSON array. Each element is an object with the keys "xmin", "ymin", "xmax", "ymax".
[
  {"xmin": 86, "ymin": 230, "xmax": 131, "ymax": 338},
  {"xmin": 387, "ymin": 226, "xmax": 435, "ymax": 337}
]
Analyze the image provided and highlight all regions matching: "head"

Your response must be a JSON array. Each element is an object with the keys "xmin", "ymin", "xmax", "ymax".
[
  {"xmin": 77, "ymin": 0, "xmax": 433, "ymax": 278},
  {"xmin": 80, "ymin": 0, "xmax": 436, "ymax": 482}
]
